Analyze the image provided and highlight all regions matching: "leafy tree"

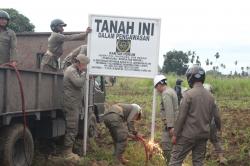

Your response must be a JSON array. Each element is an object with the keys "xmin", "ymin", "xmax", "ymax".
[
  {"xmin": 162, "ymin": 50, "xmax": 189, "ymax": 75},
  {"xmin": 1, "ymin": 8, "xmax": 35, "ymax": 32}
]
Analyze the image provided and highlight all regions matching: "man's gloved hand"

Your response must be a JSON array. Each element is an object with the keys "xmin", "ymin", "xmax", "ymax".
[
  {"xmin": 172, "ymin": 135, "xmax": 177, "ymax": 145},
  {"xmin": 168, "ymin": 128, "xmax": 174, "ymax": 137},
  {"xmin": 128, "ymin": 133, "xmax": 137, "ymax": 139},
  {"xmin": 128, "ymin": 132, "xmax": 144, "ymax": 140},
  {"xmin": 10, "ymin": 61, "xmax": 17, "ymax": 67},
  {"xmin": 86, "ymin": 27, "xmax": 92, "ymax": 34},
  {"xmin": 165, "ymin": 126, "xmax": 174, "ymax": 136},
  {"xmin": 135, "ymin": 133, "xmax": 144, "ymax": 139}
]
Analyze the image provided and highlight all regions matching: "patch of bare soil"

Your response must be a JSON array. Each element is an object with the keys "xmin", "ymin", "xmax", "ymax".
[{"xmin": 206, "ymin": 109, "xmax": 250, "ymax": 166}]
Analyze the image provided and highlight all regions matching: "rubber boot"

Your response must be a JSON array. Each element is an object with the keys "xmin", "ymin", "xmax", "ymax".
[
  {"xmin": 163, "ymin": 150, "xmax": 171, "ymax": 165},
  {"xmin": 219, "ymin": 153, "xmax": 228, "ymax": 165},
  {"xmin": 117, "ymin": 155, "xmax": 129, "ymax": 165},
  {"xmin": 62, "ymin": 147, "xmax": 80, "ymax": 161}
]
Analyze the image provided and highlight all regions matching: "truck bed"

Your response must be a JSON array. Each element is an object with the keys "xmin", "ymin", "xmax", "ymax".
[{"xmin": 0, "ymin": 67, "xmax": 63, "ymax": 115}]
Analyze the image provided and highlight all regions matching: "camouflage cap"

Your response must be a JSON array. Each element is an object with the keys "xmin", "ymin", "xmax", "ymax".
[{"xmin": 76, "ymin": 54, "xmax": 90, "ymax": 64}]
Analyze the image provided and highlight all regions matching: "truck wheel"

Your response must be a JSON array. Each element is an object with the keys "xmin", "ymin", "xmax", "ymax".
[
  {"xmin": 88, "ymin": 113, "xmax": 97, "ymax": 138},
  {"xmin": 1, "ymin": 124, "xmax": 34, "ymax": 166}
]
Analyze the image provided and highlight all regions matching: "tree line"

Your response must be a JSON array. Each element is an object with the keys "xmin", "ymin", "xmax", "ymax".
[{"xmin": 162, "ymin": 50, "xmax": 249, "ymax": 76}]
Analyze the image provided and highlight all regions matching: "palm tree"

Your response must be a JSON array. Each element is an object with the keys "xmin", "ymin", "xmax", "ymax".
[
  {"xmin": 234, "ymin": 60, "xmax": 238, "ymax": 73},
  {"xmin": 195, "ymin": 56, "xmax": 201, "ymax": 65},
  {"xmin": 241, "ymin": 67, "xmax": 245, "ymax": 76},
  {"xmin": 214, "ymin": 52, "xmax": 220, "ymax": 72}
]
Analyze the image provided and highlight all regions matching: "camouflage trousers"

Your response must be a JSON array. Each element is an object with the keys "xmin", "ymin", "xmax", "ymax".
[
  {"xmin": 63, "ymin": 104, "xmax": 80, "ymax": 148},
  {"xmin": 103, "ymin": 113, "xmax": 128, "ymax": 157},
  {"xmin": 169, "ymin": 137, "xmax": 207, "ymax": 166},
  {"xmin": 161, "ymin": 128, "xmax": 173, "ymax": 164}
]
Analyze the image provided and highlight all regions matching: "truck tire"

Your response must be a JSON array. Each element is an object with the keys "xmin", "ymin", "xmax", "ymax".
[
  {"xmin": 88, "ymin": 112, "xmax": 97, "ymax": 138},
  {"xmin": 0, "ymin": 124, "xmax": 34, "ymax": 166}
]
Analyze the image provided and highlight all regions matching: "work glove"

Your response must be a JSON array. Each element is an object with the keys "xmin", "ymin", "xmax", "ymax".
[
  {"xmin": 165, "ymin": 126, "xmax": 174, "ymax": 137},
  {"xmin": 172, "ymin": 135, "xmax": 177, "ymax": 145},
  {"xmin": 168, "ymin": 128, "xmax": 174, "ymax": 137}
]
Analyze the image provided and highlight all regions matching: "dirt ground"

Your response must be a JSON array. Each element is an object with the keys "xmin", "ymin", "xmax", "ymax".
[{"xmin": 32, "ymin": 108, "xmax": 250, "ymax": 166}]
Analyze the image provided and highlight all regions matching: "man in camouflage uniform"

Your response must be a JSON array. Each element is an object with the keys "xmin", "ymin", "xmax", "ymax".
[
  {"xmin": 169, "ymin": 65, "xmax": 221, "ymax": 166},
  {"xmin": 62, "ymin": 45, "xmax": 87, "ymax": 71},
  {"xmin": 41, "ymin": 19, "xmax": 91, "ymax": 72},
  {"xmin": 103, "ymin": 103, "xmax": 142, "ymax": 165},
  {"xmin": 62, "ymin": 52, "xmax": 90, "ymax": 160},
  {"xmin": 0, "ymin": 10, "xmax": 17, "ymax": 65},
  {"xmin": 204, "ymin": 84, "xmax": 227, "ymax": 164},
  {"xmin": 154, "ymin": 75, "xmax": 179, "ymax": 165}
]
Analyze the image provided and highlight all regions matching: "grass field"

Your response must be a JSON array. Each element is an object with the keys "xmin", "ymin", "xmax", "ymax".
[{"xmin": 32, "ymin": 75, "xmax": 250, "ymax": 166}]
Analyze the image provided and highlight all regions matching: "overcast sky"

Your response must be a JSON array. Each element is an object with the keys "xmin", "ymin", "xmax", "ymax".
[{"xmin": 3, "ymin": 0, "xmax": 250, "ymax": 74}]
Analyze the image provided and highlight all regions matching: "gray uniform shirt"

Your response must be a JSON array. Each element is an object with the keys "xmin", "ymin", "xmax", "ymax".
[
  {"xmin": 0, "ymin": 28, "xmax": 17, "ymax": 63},
  {"xmin": 174, "ymin": 84, "xmax": 220, "ymax": 139},
  {"xmin": 42, "ymin": 32, "xmax": 87, "ymax": 69},
  {"xmin": 160, "ymin": 87, "xmax": 179, "ymax": 128},
  {"xmin": 63, "ymin": 64, "xmax": 85, "ymax": 108}
]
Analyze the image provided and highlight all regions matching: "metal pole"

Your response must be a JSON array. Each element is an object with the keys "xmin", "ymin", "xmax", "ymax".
[
  {"xmin": 83, "ymin": 72, "xmax": 89, "ymax": 155},
  {"xmin": 83, "ymin": 15, "xmax": 92, "ymax": 155},
  {"xmin": 150, "ymin": 88, "xmax": 157, "ymax": 141}
]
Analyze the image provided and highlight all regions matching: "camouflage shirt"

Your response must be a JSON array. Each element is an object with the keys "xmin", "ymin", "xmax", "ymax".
[
  {"xmin": 107, "ymin": 104, "xmax": 140, "ymax": 135},
  {"xmin": 62, "ymin": 45, "xmax": 87, "ymax": 70},
  {"xmin": 0, "ymin": 28, "xmax": 17, "ymax": 63},
  {"xmin": 63, "ymin": 64, "xmax": 85, "ymax": 108},
  {"xmin": 42, "ymin": 32, "xmax": 87, "ymax": 69},
  {"xmin": 174, "ymin": 83, "xmax": 220, "ymax": 139},
  {"xmin": 160, "ymin": 87, "xmax": 179, "ymax": 128}
]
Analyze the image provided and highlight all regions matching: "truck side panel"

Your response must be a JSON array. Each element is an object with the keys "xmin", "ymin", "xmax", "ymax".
[{"xmin": 0, "ymin": 67, "xmax": 63, "ymax": 115}]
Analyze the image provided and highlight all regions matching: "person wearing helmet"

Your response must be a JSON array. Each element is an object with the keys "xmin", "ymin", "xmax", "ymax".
[
  {"xmin": 154, "ymin": 75, "xmax": 179, "ymax": 164},
  {"xmin": 174, "ymin": 79, "xmax": 183, "ymax": 105},
  {"xmin": 204, "ymin": 84, "xmax": 227, "ymax": 164},
  {"xmin": 0, "ymin": 10, "xmax": 17, "ymax": 65},
  {"xmin": 103, "ymin": 103, "xmax": 143, "ymax": 165},
  {"xmin": 169, "ymin": 65, "xmax": 220, "ymax": 166},
  {"xmin": 41, "ymin": 18, "xmax": 91, "ymax": 72},
  {"xmin": 61, "ymin": 53, "xmax": 90, "ymax": 161}
]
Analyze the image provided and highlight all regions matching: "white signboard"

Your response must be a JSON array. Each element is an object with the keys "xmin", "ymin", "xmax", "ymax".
[{"xmin": 88, "ymin": 15, "xmax": 161, "ymax": 78}]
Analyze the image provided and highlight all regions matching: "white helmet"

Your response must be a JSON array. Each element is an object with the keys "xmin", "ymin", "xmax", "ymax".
[
  {"xmin": 131, "ymin": 103, "xmax": 142, "ymax": 114},
  {"xmin": 154, "ymin": 75, "xmax": 167, "ymax": 87}
]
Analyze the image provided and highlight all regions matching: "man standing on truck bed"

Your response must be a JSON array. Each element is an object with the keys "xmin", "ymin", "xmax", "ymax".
[
  {"xmin": 0, "ymin": 10, "xmax": 17, "ymax": 65},
  {"xmin": 62, "ymin": 52, "xmax": 90, "ymax": 160},
  {"xmin": 41, "ymin": 18, "xmax": 91, "ymax": 72}
]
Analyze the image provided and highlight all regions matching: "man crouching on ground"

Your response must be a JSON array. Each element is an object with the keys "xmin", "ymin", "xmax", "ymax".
[{"xmin": 103, "ymin": 103, "xmax": 143, "ymax": 165}]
